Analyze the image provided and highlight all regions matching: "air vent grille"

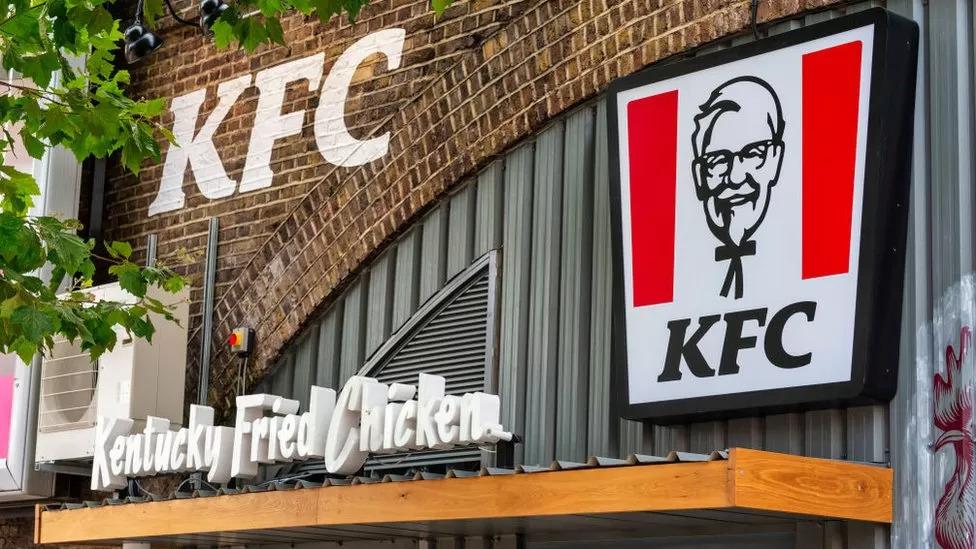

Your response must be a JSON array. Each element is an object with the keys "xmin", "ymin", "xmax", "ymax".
[{"xmin": 38, "ymin": 339, "xmax": 97, "ymax": 433}]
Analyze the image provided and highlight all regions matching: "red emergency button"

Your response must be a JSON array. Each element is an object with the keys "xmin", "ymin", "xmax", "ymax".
[{"xmin": 227, "ymin": 327, "xmax": 253, "ymax": 356}]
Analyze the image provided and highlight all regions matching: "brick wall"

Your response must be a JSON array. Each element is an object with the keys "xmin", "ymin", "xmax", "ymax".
[{"xmin": 101, "ymin": 0, "xmax": 844, "ymax": 415}]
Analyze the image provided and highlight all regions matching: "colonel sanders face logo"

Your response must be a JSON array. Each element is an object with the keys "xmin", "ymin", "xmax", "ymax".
[{"xmin": 692, "ymin": 76, "xmax": 785, "ymax": 299}]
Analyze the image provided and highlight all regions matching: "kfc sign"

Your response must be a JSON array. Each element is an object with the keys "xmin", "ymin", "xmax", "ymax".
[
  {"xmin": 608, "ymin": 9, "xmax": 919, "ymax": 422},
  {"xmin": 91, "ymin": 373, "xmax": 511, "ymax": 491},
  {"xmin": 148, "ymin": 28, "xmax": 405, "ymax": 216}
]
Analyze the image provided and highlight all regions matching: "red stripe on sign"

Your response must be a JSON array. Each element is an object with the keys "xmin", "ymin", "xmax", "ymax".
[
  {"xmin": 627, "ymin": 90, "xmax": 678, "ymax": 307},
  {"xmin": 802, "ymin": 40, "xmax": 863, "ymax": 279}
]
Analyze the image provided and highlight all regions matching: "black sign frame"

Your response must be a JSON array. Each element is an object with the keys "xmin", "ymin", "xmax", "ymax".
[{"xmin": 607, "ymin": 8, "xmax": 919, "ymax": 424}]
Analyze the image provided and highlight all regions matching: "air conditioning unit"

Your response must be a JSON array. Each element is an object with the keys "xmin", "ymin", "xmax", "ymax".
[{"xmin": 34, "ymin": 282, "xmax": 189, "ymax": 465}]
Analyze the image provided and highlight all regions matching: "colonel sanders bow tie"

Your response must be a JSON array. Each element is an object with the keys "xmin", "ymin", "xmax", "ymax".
[{"xmin": 714, "ymin": 240, "xmax": 756, "ymax": 299}]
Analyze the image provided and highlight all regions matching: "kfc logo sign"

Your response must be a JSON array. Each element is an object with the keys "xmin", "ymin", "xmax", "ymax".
[
  {"xmin": 692, "ymin": 76, "xmax": 785, "ymax": 299},
  {"xmin": 608, "ymin": 9, "xmax": 918, "ymax": 422}
]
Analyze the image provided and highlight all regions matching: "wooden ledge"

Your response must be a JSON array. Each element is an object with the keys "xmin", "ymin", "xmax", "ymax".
[{"xmin": 35, "ymin": 448, "xmax": 891, "ymax": 545}]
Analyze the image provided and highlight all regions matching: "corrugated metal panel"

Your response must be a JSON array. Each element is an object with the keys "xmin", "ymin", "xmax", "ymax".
[
  {"xmin": 555, "ymin": 107, "xmax": 594, "ymax": 462},
  {"xmin": 927, "ymin": 0, "xmax": 973, "ymax": 291},
  {"xmin": 689, "ymin": 422, "xmax": 726, "ymax": 455},
  {"xmin": 315, "ymin": 305, "xmax": 342, "ymax": 389},
  {"xmin": 419, "ymin": 205, "xmax": 448, "ymax": 303},
  {"xmin": 587, "ymin": 99, "xmax": 614, "ymax": 458},
  {"xmin": 523, "ymin": 122, "xmax": 564, "ymax": 465},
  {"xmin": 618, "ymin": 419, "xmax": 645, "ymax": 459},
  {"xmin": 365, "ymin": 249, "xmax": 395, "ymax": 358},
  {"xmin": 804, "ymin": 409, "xmax": 844, "ymax": 459},
  {"xmin": 339, "ymin": 279, "xmax": 367, "ymax": 383},
  {"xmin": 292, "ymin": 330, "xmax": 317, "ymax": 410},
  {"xmin": 847, "ymin": 405, "xmax": 887, "ymax": 463},
  {"xmin": 498, "ymin": 142, "xmax": 535, "ymax": 465},
  {"xmin": 474, "ymin": 161, "xmax": 504, "ymax": 257},
  {"xmin": 888, "ymin": 1, "xmax": 936, "ymax": 548},
  {"xmin": 271, "ymin": 352, "xmax": 294, "ymax": 398},
  {"xmin": 728, "ymin": 417, "xmax": 763, "ymax": 449},
  {"xmin": 446, "ymin": 184, "xmax": 476, "ymax": 279},
  {"xmin": 764, "ymin": 413, "xmax": 803, "ymax": 455},
  {"xmin": 391, "ymin": 228, "xmax": 421, "ymax": 332}
]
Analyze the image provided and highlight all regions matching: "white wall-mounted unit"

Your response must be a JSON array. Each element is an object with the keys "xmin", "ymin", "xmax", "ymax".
[
  {"xmin": 34, "ymin": 283, "xmax": 189, "ymax": 465},
  {"xmin": 0, "ymin": 353, "xmax": 54, "ymax": 501}
]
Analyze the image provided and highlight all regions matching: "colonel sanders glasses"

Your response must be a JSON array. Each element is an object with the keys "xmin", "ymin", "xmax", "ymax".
[{"xmin": 693, "ymin": 139, "xmax": 782, "ymax": 193}]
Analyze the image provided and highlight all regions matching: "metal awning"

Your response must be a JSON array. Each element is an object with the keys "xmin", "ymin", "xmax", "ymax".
[{"xmin": 34, "ymin": 448, "xmax": 892, "ymax": 546}]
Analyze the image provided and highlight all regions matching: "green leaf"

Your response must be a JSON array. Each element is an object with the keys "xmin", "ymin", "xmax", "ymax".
[
  {"xmin": 130, "ymin": 315, "xmax": 154, "ymax": 341},
  {"xmin": 109, "ymin": 262, "xmax": 147, "ymax": 297},
  {"xmin": 142, "ymin": 0, "xmax": 165, "ymax": 26},
  {"xmin": 266, "ymin": 17, "xmax": 285, "ymax": 46},
  {"xmin": 211, "ymin": 18, "xmax": 235, "ymax": 49},
  {"xmin": 131, "ymin": 98, "xmax": 166, "ymax": 118},
  {"xmin": 120, "ymin": 137, "xmax": 143, "ymax": 174},
  {"xmin": 163, "ymin": 275, "xmax": 185, "ymax": 293},
  {"xmin": 240, "ymin": 17, "xmax": 268, "ymax": 52},
  {"xmin": 11, "ymin": 307, "xmax": 57, "ymax": 342},
  {"xmin": 20, "ymin": 132, "xmax": 45, "ymax": 159},
  {"xmin": 0, "ymin": 291, "xmax": 26, "ymax": 319},
  {"xmin": 11, "ymin": 338, "xmax": 36, "ymax": 364},
  {"xmin": 257, "ymin": 0, "xmax": 283, "ymax": 17},
  {"xmin": 107, "ymin": 240, "xmax": 132, "ymax": 260},
  {"xmin": 310, "ymin": 0, "xmax": 343, "ymax": 22}
]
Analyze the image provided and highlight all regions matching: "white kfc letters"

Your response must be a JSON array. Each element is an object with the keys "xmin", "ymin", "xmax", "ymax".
[{"xmin": 149, "ymin": 28, "xmax": 406, "ymax": 216}]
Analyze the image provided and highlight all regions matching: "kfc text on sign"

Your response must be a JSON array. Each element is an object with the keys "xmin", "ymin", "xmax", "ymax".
[{"xmin": 148, "ymin": 28, "xmax": 405, "ymax": 216}]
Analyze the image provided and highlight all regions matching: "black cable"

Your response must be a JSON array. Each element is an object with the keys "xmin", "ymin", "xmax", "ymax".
[
  {"xmin": 238, "ymin": 356, "xmax": 248, "ymax": 396},
  {"xmin": 750, "ymin": 0, "xmax": 761, "ymax": 41},
  {"xmin": 162, "ymin": 0, "xmax": 199, "ymax": 28}
]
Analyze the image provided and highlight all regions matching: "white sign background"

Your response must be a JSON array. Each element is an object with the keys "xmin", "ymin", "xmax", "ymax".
[{"xmin": 614, "ymin": 25, "xmax": 875, "ymax": 406}]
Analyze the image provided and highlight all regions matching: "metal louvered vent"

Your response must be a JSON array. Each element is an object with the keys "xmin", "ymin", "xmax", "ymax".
[
  {"xmin": 360, "ymin": 252, "xmax": 496, "ymax": 473},
  {"xmin": 278, "ymin": 252, "xmax": 498, "ymax": 480},
  {"xmin": 372, "ymin": 275, "xmax": 489, "ymax": 393}
]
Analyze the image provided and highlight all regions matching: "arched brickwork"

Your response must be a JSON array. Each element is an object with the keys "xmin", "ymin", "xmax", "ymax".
[{"xmin": 168, "ymin": 0, "xmax": 843, "ymax": 413}]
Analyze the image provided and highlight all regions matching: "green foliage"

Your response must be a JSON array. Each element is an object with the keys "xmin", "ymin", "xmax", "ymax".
[
  {"xmin": 212, "ymin": 0, "xmax": 454, "ymax": 52},
  {"xmin": 0, "ymin": 175, "xmax": 186, "ymax": 363},
  {"xmin": 0, "ymin": 0, "xmax": 189, "ymax": 363},
  {"xmin": 0, "ymin": 0, "xmax": 453, "ymax": 364}
]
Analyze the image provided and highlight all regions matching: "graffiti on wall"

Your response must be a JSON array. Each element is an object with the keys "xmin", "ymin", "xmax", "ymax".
[{"xmin": 933, "ymin": 326, "xmax": 976, "ymax": 549}]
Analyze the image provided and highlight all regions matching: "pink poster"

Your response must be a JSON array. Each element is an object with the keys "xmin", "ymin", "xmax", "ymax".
[{"xmin": 0, "ymin": 375, "xmax": 16, "ymax": 460}]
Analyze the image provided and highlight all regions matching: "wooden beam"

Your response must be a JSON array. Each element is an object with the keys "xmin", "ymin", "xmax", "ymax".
[
  {"xmin": 728, "ymin": 448, "xmax": 892, "ymax": 523},
  {"xmin": 33, "ymin": 504, "xmax": 42, "ymax": 545},
  {"xmin": 35, "ymin": 449, "xmax": 892, "ymax": 545}
]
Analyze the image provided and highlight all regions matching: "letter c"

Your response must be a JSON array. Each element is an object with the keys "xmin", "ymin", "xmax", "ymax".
[
  {"xmin": 314, "ymin": 28, "xmax": 405, "ymax": 167},
  {"xmin": 765, "ymin": 301, "xmax": 817, "ymax": 368}
]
